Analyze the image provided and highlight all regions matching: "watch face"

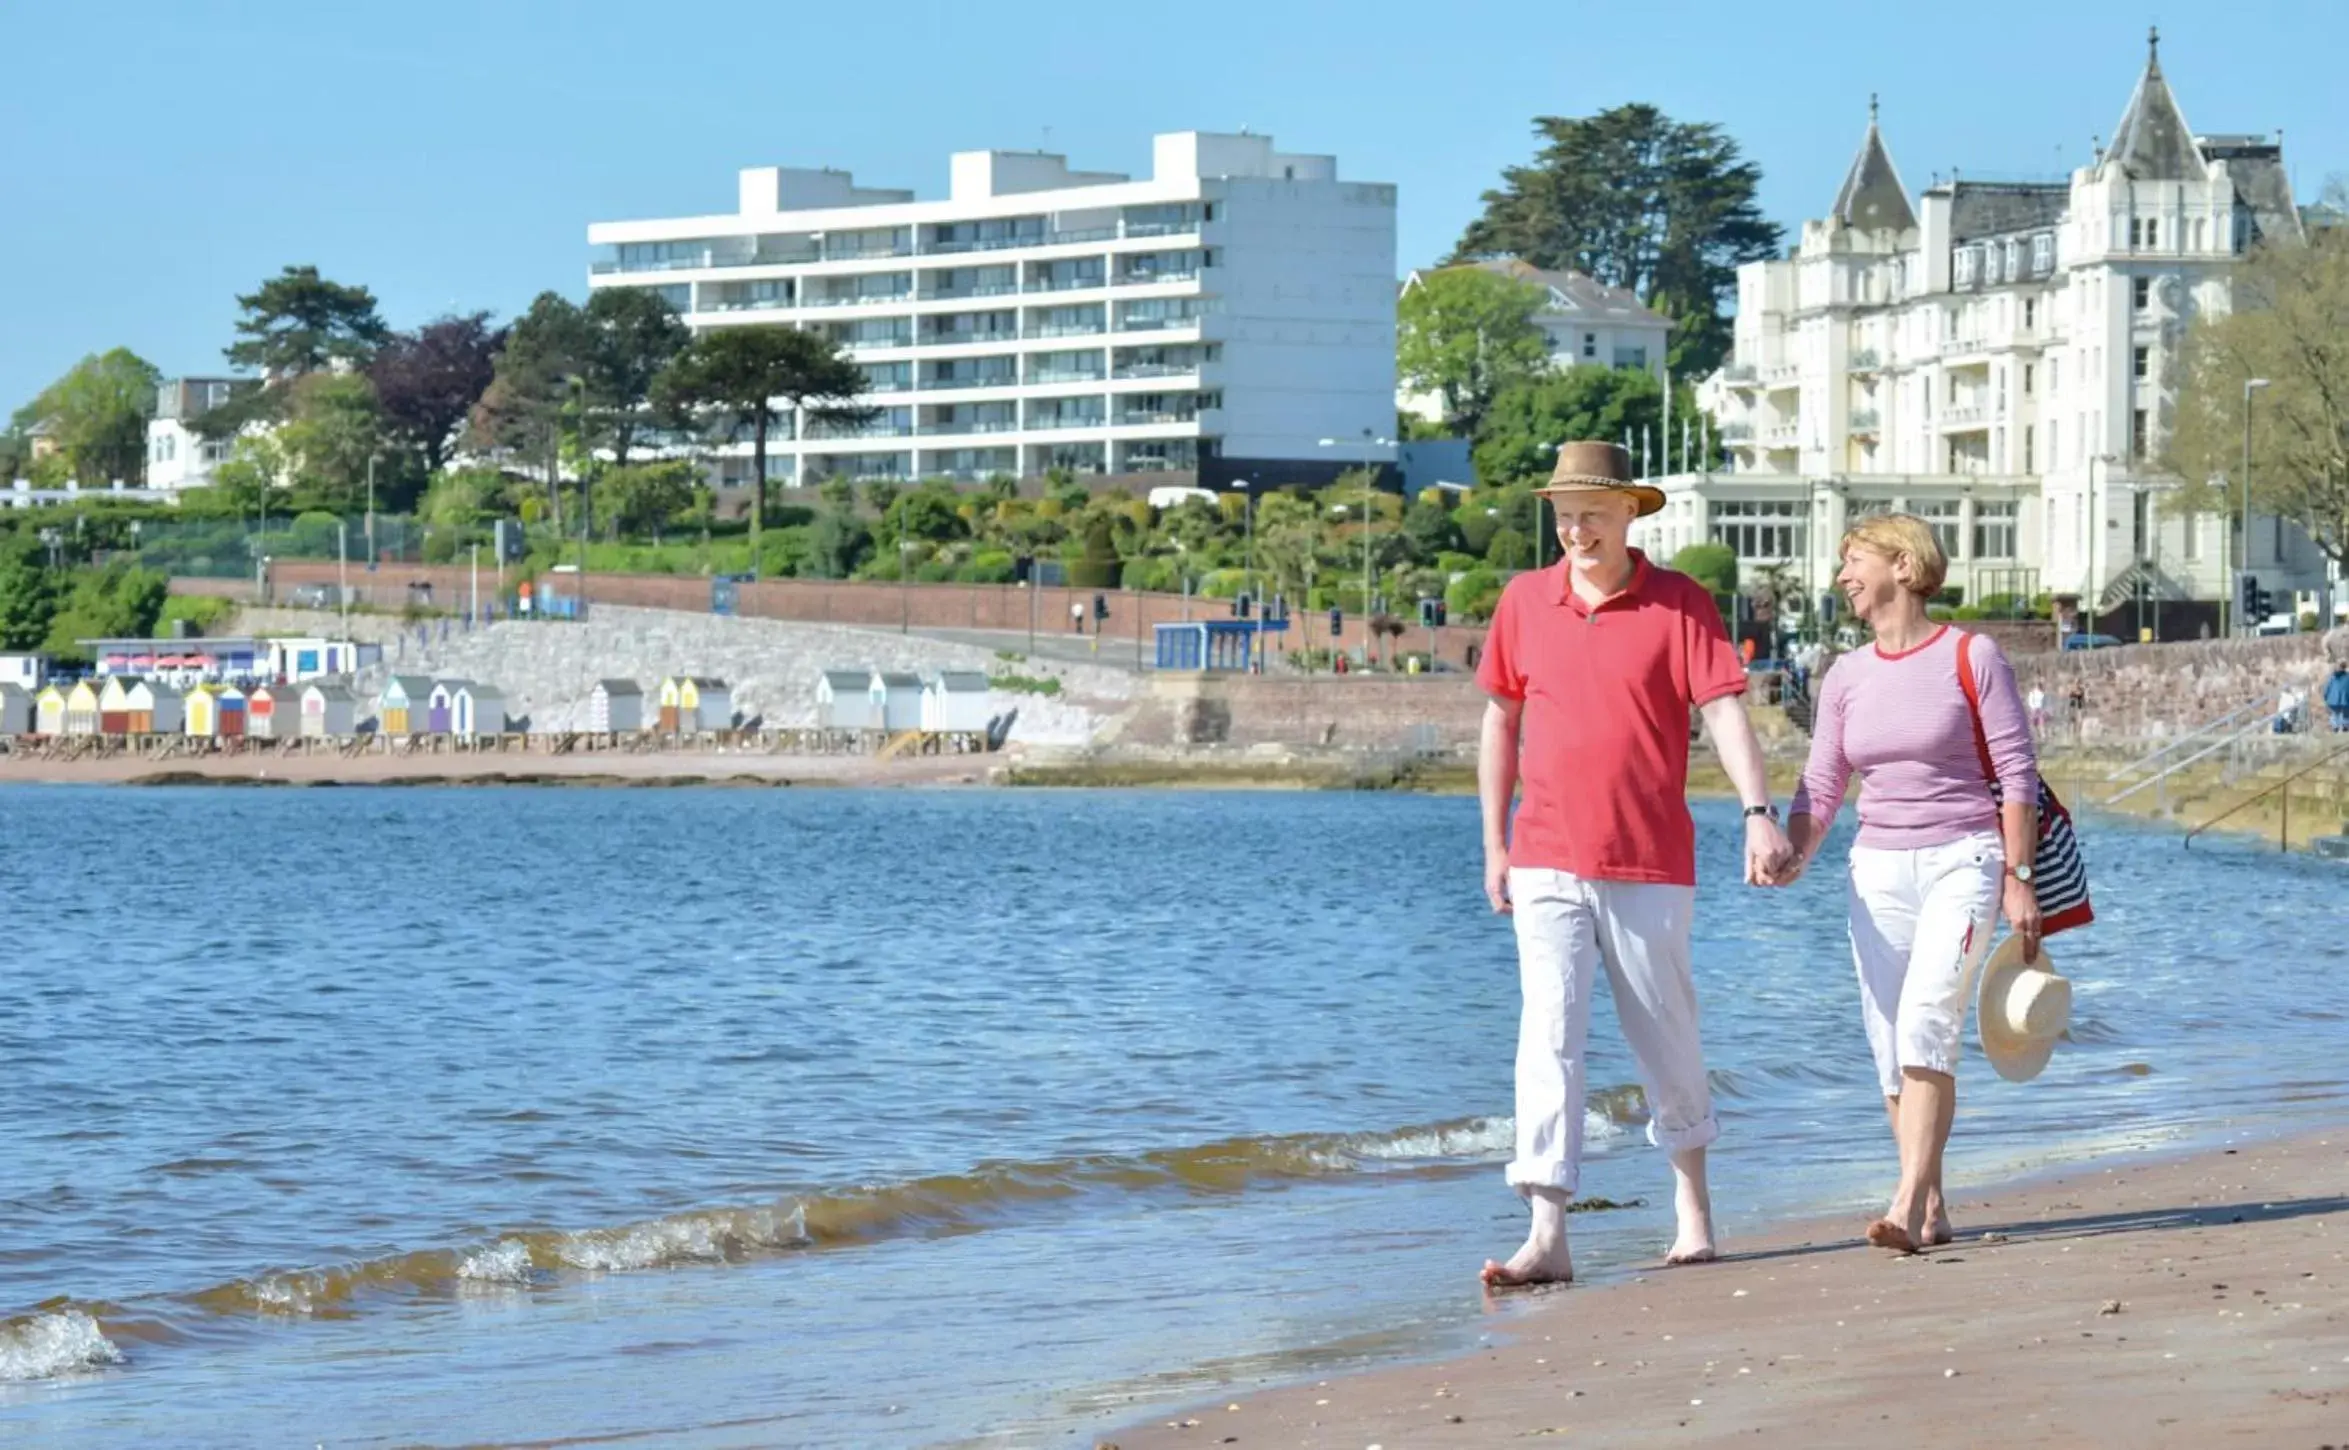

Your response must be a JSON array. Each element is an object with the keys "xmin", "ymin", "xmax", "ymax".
[{"xmin": 2012, "ymin": 865, "xmax": 2033, "ymax": 882}]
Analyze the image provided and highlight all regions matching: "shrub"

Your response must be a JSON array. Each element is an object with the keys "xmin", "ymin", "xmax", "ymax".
[
  {"xmin": 1670, "ymin": 543, "xmax": 1738, "ymax": 596},
  {"xmin": 1446, "ymin": 566, "xmax": 1505, "ymax": 623},
  {"xmin": 961, "ymin": 550, "xmax": 1017, "ymax": 584},
  {"xmin": 158, "ymin": 594, "xmax": 237, "ymax": 636}
]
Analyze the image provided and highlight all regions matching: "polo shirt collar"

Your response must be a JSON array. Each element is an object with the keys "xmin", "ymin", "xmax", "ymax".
[{"xmin": 1556, "ymin": 548, "xmax": 1654, "ymax": 617}]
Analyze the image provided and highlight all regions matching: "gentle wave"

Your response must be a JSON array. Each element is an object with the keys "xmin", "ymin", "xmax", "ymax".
[
  {"xmin": 29, "ymin": 1105, "xmax": 1664, "ymax": 1359},
  {"xmin": 0, "ymin": 1310, "xmax": 122, "ymax": 1382}
]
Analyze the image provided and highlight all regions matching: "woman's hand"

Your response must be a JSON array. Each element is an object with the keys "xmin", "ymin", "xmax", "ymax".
[{"xmin": 2003, "ymin": 873, "xmax": 2042, "ymax": 962}]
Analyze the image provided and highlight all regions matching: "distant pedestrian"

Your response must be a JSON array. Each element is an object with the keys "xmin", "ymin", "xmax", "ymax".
[
  {"xmin": 2026, "ymin": 684, "xmax": 2048, "ymax": 735},
  {"xmin": 2274, "ymin": 687, "xmax": 2305, "ymax": 735},
  {"xmin": 2325, "ymin": 665, "xmax": 2349, "ymax": 732},
  {"xmin": 1070, "ymin": 601, "xmax": 1084, "ymax": 635}
]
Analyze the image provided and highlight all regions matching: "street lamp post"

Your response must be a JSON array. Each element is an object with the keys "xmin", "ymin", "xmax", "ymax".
[
  {"xmin": 2239, "ymin": 377, "xmax": 2270, "ymax": 635},
  {"xmin": 1319, "ymin": 430, "xmax": 1394, "ymax": 665},
  {"xmin": 365, "ymin": 454, "xmax": 377, "ymax": 572},
  {"xmin": 897, "ymin": 490, "xmax": 911, "ymax": 635}
]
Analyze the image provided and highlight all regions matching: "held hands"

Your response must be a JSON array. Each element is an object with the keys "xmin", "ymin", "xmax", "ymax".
[{"xmin": 1744, "ymin": 814, "xmax": 1797, "ymax": 887}]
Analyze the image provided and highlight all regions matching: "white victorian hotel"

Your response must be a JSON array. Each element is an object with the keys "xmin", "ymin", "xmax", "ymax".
[{"xmin": 1657, "ymin": 33, "xmax": 2332, "ymax": 631}]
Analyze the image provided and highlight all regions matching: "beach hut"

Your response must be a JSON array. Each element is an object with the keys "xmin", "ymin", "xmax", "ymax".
[
  {"xmin": 816, "ymin": 669, "xmax": 876, "ymax": 731},
  {"xmin": 427, "ymin": 680, "xmax": 466, "ymax": 735},
  {"xmin": 34, "ymin": 683, "xmax": 68, "ymax": 735},
  {"xmin": 921, "ymin": 671, "xmax": 993, "ymax": 733},
  {"xmin": 378, "ymin": 675, "xmax": 433, "ymax": 736},
  {"xmin": 247, "ymin": 682, "xmax": 297, "ymax": 739},
  {"xmin": 126, "ymin": 679, "xmax": 184, "ymax": 735},
  {"xmin": 64, "ymin": 680, "xmax": 102, "ymax": 736},
  {"xmin": 0, "ymin": 683, "xmax": 31, "ymax": 735},
  {"xmin": 453, "ymin": 683, "xmax": 506, "ymax": 740},
  {"xmin": 655, "ymin": 676, "xmax": 685, "ymax": 733},
  {"xmin": 300, "ymin": 682, "xmax": 357, "ymax": 738},
  {"xmin": 679, "ymin": 677, "xmax": 733, "ymax": 732},
  {"xmin": 588, "ymin": 679, "xmax": 643, "ymax": 733},
  {"xmin": 870, "ymin": 672, "xmax": 923, "ymax": 733},
  {"xmin": 215, "ymin": 683, "xmax": 248, "ymax": 738},
  {"xmin": 184, "ymin": 683, "xmax": 221, "ymax": 738},
  {"xmin": 98, "ymin": 676, "xmax": 137, "ymax": 735}
]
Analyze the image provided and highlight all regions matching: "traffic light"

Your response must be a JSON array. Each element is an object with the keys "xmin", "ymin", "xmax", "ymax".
[
  {"xmin": 1233, "ymin": 591, "xmax": 1253, "ymax": 619},
  {"xmin": 1328, "ymin": 606, "xmax": 1344, "ymax": 638},
  {"xmin": 1013, "ymin": 554, "xmax": 1032, "ymax": 584},
  {"xmin": 2238, "ymin": 573, "xmax": 2264, "ymax": 625},
  {"xmin": 1092, "ymin": 592, "xmax": 1109, "ymax": 622},
  {"xmin": 1418, "ymin": 598, "xmax": 1447, "ymax": 628}
]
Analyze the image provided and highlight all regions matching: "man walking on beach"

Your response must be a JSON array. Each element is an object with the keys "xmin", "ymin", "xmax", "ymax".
[{"xmin": 1477, "ymin": 440, "xmax": 1790, "ymax": 1286}]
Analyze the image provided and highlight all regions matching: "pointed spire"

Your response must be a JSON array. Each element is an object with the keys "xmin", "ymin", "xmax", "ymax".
[
  {"xmin": 2103, "ymin": 26, "xmax": 2206, "ymax": 180},
  {"xmin": 1831, "ymin": 97, "xmax": 1917, "ymax": 233}
]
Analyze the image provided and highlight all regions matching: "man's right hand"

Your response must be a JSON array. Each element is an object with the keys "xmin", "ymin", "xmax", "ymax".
[{"xmin": 1485, "ymin": 846, "xmax": 1512, "ymax": 914}]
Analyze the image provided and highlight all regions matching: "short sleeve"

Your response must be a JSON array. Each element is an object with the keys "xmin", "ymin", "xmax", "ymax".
[
  {"xmin": 1476, "ymin": 582, "xmax": 1524, "ymax": 700},
  {"xmin": 1678, "ymin": 583, "xmax": 1747, "ymax": 706}
]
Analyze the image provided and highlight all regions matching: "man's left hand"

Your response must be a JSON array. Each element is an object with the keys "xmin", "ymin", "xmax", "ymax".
[{"xmin": 1744, "ymin": 814, "xmax": 1793, "ymax": 886}]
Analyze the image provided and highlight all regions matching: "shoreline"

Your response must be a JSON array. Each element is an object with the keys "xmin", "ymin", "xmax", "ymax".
[{"xmin": 1101, "ymin": 1126, "xmax": 2349, "ymax": 1449}]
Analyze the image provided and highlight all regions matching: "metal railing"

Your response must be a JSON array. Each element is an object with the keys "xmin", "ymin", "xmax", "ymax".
[
  {"xmin": 2184, "ymin": 741, "xmax": 2349, "ymax": 851},
  {"xmin": 2102, "ymin": 694, "xmax": 2278, "ymax": 807}
]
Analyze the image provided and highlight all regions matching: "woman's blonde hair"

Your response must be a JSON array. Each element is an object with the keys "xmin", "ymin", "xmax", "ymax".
[{"xmin": 1840, "ymin": 512, "xmax": 1947, "ymax": 596}]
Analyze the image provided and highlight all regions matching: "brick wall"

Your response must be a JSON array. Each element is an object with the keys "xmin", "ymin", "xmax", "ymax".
[{"xmin": 2008, "ymin": 630, "xmax": 2341, "ymax": 739}]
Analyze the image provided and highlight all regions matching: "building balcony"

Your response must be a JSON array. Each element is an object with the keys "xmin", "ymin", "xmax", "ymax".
[
  {"xmin": 1723, "ymin": 363, "xmax": 1759, "ymax": 387},
  {"xmin": 594, "ymin": 247, "xmax": 822, "ymax": 274},
  {"xmin": 921, "ymin": 374, "xmax": 1017, "ymax": 391},
  {"xmin": 1031, "ymin": 322, "xmax": 1106, "ymax": 339},
  {"xmin": 839, "ymin": 333, "xmax": 915, "ymax": 351},
  {"xmin": 699, "ymin": 296, "xmax": 795, "ymax": 314},
  {"xmin": 1113, "ymin": 362, "xmax": 1199, "ymax": 380},
  {"xmin": 916, "ymin": 332, "xmax": 1018, "ymax": 349},
  {"xmin": 920, "ymin": 283, "xmax": 1021, "ymax": 301},
  {"xmin": 803, "ymin": 292, "xmax": 911, "ymax": 309},
  {"xmin": 917, "ymin": 420, "xmax": 1018, "ymax": 436},
  {"xmin": 1114, "ymin": 407, "xmax": 1200, "ymax": 427},
  {"xmin": 1720, "ymin": 422, "xmax": 1754, "ymax": 442},
  {"xmin": 1122, "ymin": 221, "xmax": 1199, "ymax": 240},
  {"xmin": 1939, "ymin": 406, "xmax": 1988, "ymax": 429},
  {"xmin": 1847, "ymin": 349, "xmax": 1882, "ymax": 373},
  {"xmin": 1027, "ymin": 371, "xmax": 1107, "ymax": 388},
  {"xmin": 1026, "ymin": 274, "xmax": 1108, "ymax": 294},
  {"xmin": 1026, "ymin": 413, "xmax": 1107, "ymax": 431},
  {"xmin": 1113, "ymin": 269, "xmax": 1201, "ymax": 287},
  {"xmin": 1761, "ymin": 423, "xmax": 1800, "ymax": 446},
  {"xmin": 1849, "ymin": 409, "xmax": 1881, "ymax": 434}
]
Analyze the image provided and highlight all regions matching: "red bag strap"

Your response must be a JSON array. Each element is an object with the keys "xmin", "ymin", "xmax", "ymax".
[{"xmin": 1954, "ymin": 631, "xmax": 1998, "ymax": 786}]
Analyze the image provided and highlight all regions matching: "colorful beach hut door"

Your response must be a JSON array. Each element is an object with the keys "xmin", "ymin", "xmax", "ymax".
[{"xmin": 428, "ymin": 695, "xmax": 453, "ymax": 733}]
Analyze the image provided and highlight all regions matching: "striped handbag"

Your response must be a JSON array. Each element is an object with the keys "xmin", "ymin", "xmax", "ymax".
[{"xmin": 1956, "ymin": 632, "xmax": 2095, "ymax": 936}]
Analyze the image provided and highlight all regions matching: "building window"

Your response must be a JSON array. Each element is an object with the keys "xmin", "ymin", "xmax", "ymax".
[
  {"xmin": 2022, "ymin": 363, "xmax": 2035, "ymax": 397},
  {"xmin": 2023, "ymin": 425, "xmax": 2035, "ymax": 473},
  {"xmin": 1954, "ymin": 248, "xmax": 1977, "ymax": 285},
  {"xmin": 2033, "ymin": 233, "xmax": 2054, "ymax": 271},
  {"xmin": 200, "ymin": 440, "xmax": 232, "ymax": 464},
  {"xmin": 2132, "ymin": 346, "xmax": 2150, "ymax": 380},
  {"xmin": 2049, "ymin": 357, "xmax": 2060, "ymax": 395},
  {"xmin": 2128, "ymin": 218, "xmax": 2142, "ymax": 248},
  {"xmin": 2133, "ymin": 276, "xmax": 2151, "ymax": 311},
  {"xmin": 2023, "ymin": 298, "xmax": 2037, "ymax": 332},
  {"xmin": 2146, "ymin": 219, "xmax": 2159, "ymax": 249},
  {"xmin": 2184, "ymin": 512, "xmax": 2201, "ymax": 560},
  {"xmin": 2132, "ymin": 408, "xmax": 2149, "ymax": 460},
  {"xmin": 1582, "ymin": 332, "xmax": 1597, "ymax": 358},
  {"xmin": 1973, "ymin": 501, "xmax": 2018, "ymax": 560},
  {"xmin": 1709, "ymin": 500, "xmax": 1805, "ymax": 561},
  {"xmin": 1613, "ymin": 346, "xmax": 1647, "ymax": 369},
  {"xmin": 1913, "ymin": 500, "xmax": 1964, "ymax": 558}
]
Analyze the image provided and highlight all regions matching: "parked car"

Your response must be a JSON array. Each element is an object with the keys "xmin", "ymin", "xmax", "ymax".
[
  {"xmin": 2060, "ymin": 632, "xmax": 2124, "ymax": 651},
  {"xmin": 286, "ymin": 583, "xmax": 342, "ymax": 610}
]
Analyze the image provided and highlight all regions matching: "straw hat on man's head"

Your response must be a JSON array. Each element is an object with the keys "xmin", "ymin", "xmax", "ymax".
[
  {"xmin": 1978, "ymin": 935, "xmax": 2073, "ymax": 1083},
  {"xmin": 1535, "ymin": 440, "xmax": 1666, "ymax": 518}
]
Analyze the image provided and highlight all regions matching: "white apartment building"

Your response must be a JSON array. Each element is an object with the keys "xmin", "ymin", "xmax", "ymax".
[
  {"xmin": 586, "ymin": 131, "xmax": 1396, "ymax": 490},
  {"xmin": 1396, "ymin": 259, "xmax": 1672, "ymax": 423},
  {"xmin": 1666, "ymin": 32, "xmax": 2333, "ymax": 627},
  {"xmin": 146, "ymin": 377, "xmax": 254, "ymax": 492}
]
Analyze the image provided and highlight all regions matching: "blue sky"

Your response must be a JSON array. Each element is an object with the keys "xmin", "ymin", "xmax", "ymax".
[{"xmin": 3, "ymin": 0, "xmax": 2342, "ymax": 413}]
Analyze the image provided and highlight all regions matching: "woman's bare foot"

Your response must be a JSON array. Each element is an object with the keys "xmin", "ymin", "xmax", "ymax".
[
  {"xmin": 1865, "ymin": 1218, "xmax": 1918, "ymax": 1255},
  {"xmin": 1485, "ymin": 1186, "xmax": 1575, "ymax": 1288},
  {"xmin": 1922, "ymin": 1192, "xmax": 1954, "ymax": 1247},
  {"xmin": 1661, "ymin": 1146, "xmax": 1717, "ymax": 1266}
]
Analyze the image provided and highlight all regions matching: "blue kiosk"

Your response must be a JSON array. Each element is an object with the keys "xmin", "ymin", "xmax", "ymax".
[{"xmin": 1153, "ymin": 618, "xmax": 1288, "ymax": 673}]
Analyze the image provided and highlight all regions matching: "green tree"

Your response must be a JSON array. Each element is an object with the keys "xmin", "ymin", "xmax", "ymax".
[
  {"xmin": 1671, "ymin": 541, "xmax": 1739, "ymax": 595},
  {"xmin": 212, "ymin": 433, "xmax": 293, "ymax": 514},
  {"xmin": 225, "ymin": 265, "xmax": 390, "ymax": 379},
  {"xmin": 11, "ymin": 349, "xmax": 161, "ymax": 486},
  {"xmin": 369, "ymin": 312, "xmax": 505, "ymax": 474},
  {"xmin": 861, "ymin": 478, "xmax": 903, "ymax": 521},
  {"xmin": 581, "ymin": 288, "xmax": 692, "ymax": 466},
  {"xmin": 274, "ymin": 372, "xmax": 383, "ymax": 508},
  {"xmin": 654, "ymin": 327, "xmax": 871, "ymax": 532},
  {"xmin": 0, "ymin": 538, "xmax": 59, "ymax": 650},
  {"xmin": 805, "ymin": 509, "xmax": 872, "ymax": 578},
  {"xmin": 594, "ymin": 460, "xmax": 698, "ymax": 536},
  {"xmin": 1453, "ymin": 104, "xmax": 1783, "ymax": 376},
  {"xmin": 1397, "ymin": 268, "xmax": 1552, "ymax": 435},
  {"xmin": 1473, "ymin": 366, "xmax": 1666, "ymax": 487},
  {"xmin": 2167, "ymin": 211, "xmax": 2349, "ymax": 576},
  {"xmin": 817, "ymin": 476, "xmax": 855, "ymax": 511},
  {"xmin": 1402, "ymin": 494, "xmax": 1466, "ymax": 560},
  {"xmin": 43, "ymin": 559, "xmax": 168, "ymax": 656}
]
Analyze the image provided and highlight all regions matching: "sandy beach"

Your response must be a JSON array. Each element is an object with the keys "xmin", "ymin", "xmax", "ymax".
[{"xmin": 1105, "ymin": 1131, "xmax": 2349, "ymax": 1449}]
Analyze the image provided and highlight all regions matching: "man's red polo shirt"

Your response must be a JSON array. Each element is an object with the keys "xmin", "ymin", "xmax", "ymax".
[{"xmin": 1476, "ymin": 550, "xmax": 1747, "ymax": 886}]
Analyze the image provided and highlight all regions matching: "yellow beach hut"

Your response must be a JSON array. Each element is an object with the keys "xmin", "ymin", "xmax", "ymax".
[
  {"xmin": 64, "ymin": 679, "xmax": 103, "ymax": 735},
  {"xmin": 35, "ymin": 683, "xmax": 69, "ymax": 735},
  {"xmin": 185, "ymin": 683, "xmax": 222, "ymax": 738},
  {"xmin": 679, "ymin": 677, "xmax": 733, "ymax": 733}
]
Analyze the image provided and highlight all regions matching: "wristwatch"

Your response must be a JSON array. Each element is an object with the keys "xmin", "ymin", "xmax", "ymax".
[
  {"xmin": 2009, "ymin": 863, "xmax": 2035, "ymax": 883},
  {"xmin": 1743, "ymin": 804, "xmax": 1779, "ymax": 822}
]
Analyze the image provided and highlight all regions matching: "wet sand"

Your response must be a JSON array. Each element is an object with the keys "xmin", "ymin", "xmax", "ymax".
[{"xmin": 1106, "ymin": 1131, "xmax": 2349, "ymax": 1449}]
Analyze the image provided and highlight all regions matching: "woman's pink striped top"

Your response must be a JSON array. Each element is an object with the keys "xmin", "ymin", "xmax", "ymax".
[{"xmin": 1789, "ymin": 626, "xmax": 2039, "ymax": 849}]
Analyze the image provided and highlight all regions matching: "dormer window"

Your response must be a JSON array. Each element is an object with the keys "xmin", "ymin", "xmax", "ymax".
[
  {"xmin": 1954, "ymin": 247, "xmax": 1977, "ymax": 285},
  {"xmin": 2032, "ymin": 233, "xmax": 2054, "ymax": 271}
]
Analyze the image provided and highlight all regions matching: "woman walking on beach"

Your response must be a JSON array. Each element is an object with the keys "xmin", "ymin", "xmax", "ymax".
[{"xmin": 1772, "ymin": 514, "xmax": 2042, "ymax": 1253}]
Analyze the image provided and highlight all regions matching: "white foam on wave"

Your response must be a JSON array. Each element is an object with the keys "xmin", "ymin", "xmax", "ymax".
[
  {"xmin": 0, "ymin": 1311, "xmax": 123, "ymax": 1381},
  {"xmin": 555, "ymin": 1204, "xmax": 807, "ymax": 1272},
  {"xmin": 456, "ymin": 1240, "xmax": 534, "ymax": 1284},
  {"xmin": 1352, "ymin": 1116, "xmax": 1516, "ymax": 1162}
]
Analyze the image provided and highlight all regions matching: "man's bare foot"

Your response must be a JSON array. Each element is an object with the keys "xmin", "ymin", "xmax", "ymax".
[
  {"xmin": 1922, "ymin": 1200, "xmax": 1954, "ymax": 1248},
  {"xmin": 1865, "ymin": 1218, "xmax": 1918, "ymax": 1255},
  {"xmin": 1664, "ymin": 1147, "xmax": 1716, "ymax": 1265},
  {"xmin": 1480, "ymin": 1238, "xmax": 1575, "ymax": 1289},
  {"xmin": 1484, "ymin": 1186, "xmax": 1575, "ymax": 1289}
]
